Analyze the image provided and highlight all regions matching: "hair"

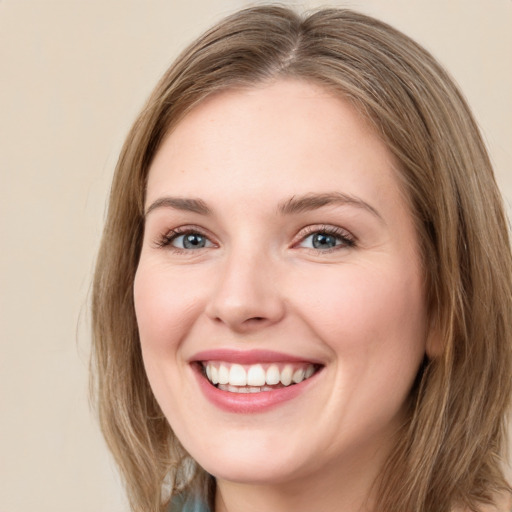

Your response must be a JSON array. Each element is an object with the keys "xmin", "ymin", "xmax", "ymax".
[{"xmin": 91, "ymin": 5, "xmax": 512, "ymax": 512}]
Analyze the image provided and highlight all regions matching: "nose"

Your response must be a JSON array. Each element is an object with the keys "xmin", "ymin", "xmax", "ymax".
[{"xmin": 205, "ymin": 248, "xmax": 285, "ymax": 332}]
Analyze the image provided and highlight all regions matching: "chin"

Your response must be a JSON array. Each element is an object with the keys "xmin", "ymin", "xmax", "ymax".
[
  {"xmin": 203, "ymin": 459, "xmax": 304, "ymax": 486},
  {"xmin": 187, "ymin": 433, "xmax": 312, "ymax": 485}
]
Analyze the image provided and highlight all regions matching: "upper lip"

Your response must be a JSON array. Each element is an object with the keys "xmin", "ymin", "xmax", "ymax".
[{"xmin": 190, "ymin": 349, "xmax": 323, "ymax": 365}]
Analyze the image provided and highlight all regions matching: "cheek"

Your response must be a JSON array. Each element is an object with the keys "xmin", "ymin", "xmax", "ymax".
[
  {"xmin": 133, "ymin": 261, "xmax": 202, "ymax": 354},
  {"xmin": 133, "ymin": 261, "xmax": 204, "ymax": 419},
  {"xmin": 290, "ymin": 260, "xmax": 427, "ymax": 366}
]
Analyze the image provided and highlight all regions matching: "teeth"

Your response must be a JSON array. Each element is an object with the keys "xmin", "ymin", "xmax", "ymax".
[
  {"xmin": 217, "ymin": 384, "xmax": 278, "ymax": 393},
  {"xmin": 218, "ymin": 365, "xmax": 229, "ymax": 385},
  {"xmin": 203, "ymin": 361, "xmax": 317, "ymax": 390},
  {"xmin": 210, "ymin": 365, "xmax": 219, "ymax": 384},
  {"xmin": 229, "ymin": 364, "xmax": 247, "ymax": 386},
  {"xmin": 266, "ymin": 365, "xmax": 280, "ymax": 385},
  {"xmin": 247, "ymin": 364, "xmax": 266, "ymax": 386},
  {"xmin": 292, "ymin": 368, "xmax": 305, "ymax": 384},
  {"xmin": 280, "ymin": 365, "xmax": 293, "ymax": 386}
]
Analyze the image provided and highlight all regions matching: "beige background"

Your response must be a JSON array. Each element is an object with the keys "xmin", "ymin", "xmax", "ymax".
[{"xmin": 1, "ymin": 1, "xmax": 511, "ymax": 511}]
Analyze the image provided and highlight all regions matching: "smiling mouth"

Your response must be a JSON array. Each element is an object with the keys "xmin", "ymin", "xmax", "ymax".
[{"xmin": 200, "ymin": 361, "xmax": 321, "ymax": 394}]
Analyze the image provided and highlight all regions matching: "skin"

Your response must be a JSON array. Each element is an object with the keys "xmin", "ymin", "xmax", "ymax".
[{"xmin": 134, "ymin": 79, "xmax": 429, "ymax": 512}]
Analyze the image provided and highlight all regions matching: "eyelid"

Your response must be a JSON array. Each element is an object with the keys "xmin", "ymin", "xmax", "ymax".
[
  {"xmin": 152, "ymin": 223, "xmax": 355, "ymax": 252},
  {"xmin": 293, "ymin": 224, "xmax": 356, "ymax": 250},
  {"xmin": 153, "ymin": 225, "xmax": 217, "ymax": 250}
]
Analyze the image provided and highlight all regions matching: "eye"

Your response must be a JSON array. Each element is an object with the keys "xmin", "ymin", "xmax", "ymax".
[
  {"xmin": 297, "ymin": 226, "xmax": 355, "ymax": 251},
  {"xmin": 156, "ymin": 228, "xmax": 215, "ymax": 251},
  {"xmin": 172, "ymin": 232, "xmax": 212, "ymax": 249}
]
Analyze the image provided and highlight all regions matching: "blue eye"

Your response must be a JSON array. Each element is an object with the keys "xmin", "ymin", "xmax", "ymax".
[
  {"xmin": 156, "ymin": 228, "xmax": 214, "ymax": 250},
  {"xmin": 299, "ymin": 228, "xmax": 354, "ymax": 251},
  {"xmin": 171, "ymin": 232, "xmax": 212, "ymax": 249}
]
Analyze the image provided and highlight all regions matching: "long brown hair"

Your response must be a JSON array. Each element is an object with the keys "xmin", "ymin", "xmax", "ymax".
[{"xmin": 91, "ymin": 6, "xmax": 512, "ymax": 511}]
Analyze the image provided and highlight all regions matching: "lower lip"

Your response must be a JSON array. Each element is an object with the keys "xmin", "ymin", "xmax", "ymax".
[{"xmin": 192, "ymin": 364, "xmax": 319, "ymax": 414}]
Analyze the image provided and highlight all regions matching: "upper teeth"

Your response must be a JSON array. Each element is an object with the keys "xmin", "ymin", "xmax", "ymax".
[{"xmin": 204, "ymin": 362, "xmax": 316, "ymax": 387}]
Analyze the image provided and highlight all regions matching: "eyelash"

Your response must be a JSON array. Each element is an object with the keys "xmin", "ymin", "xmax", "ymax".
[
  {"xmin": 154, "ymin": 225, "xmax": 212, "ymax": 251},
  {"xmin": 297, "ymin": 225, "xmax": 356, "ymax": 252},
  {"xmin": 154, "ymin": 224, "xmax": 356, "ymax": 252}
]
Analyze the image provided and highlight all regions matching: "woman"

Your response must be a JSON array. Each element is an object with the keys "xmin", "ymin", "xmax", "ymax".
[{"xmin": 91, "ymin": 6, "xmax": 512, "ymax": 512}]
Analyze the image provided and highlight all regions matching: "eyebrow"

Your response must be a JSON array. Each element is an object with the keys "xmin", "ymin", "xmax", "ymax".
[
  {"xmin": 145, "ymin": 192, "xmax": 382, "ymax": 220},
  {"xmin": 145, "ymin": 197, "xmax": 211, "ymax": 216},
  {"xmin": 278, "ymin": 192, "xmax": 382, "ymax": 220}
]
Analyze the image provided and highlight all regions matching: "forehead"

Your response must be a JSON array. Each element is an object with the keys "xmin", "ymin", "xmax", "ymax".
[{"xmin": 145, "ymin": 79, "xmax": 405, "ymax": 218}]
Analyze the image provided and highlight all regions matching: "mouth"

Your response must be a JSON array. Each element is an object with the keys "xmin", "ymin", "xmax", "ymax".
[
  {"xmin": 200, "ymin": 361, "xmax": 320, "ymax": 393},
  {"xmin": 190, "ymin": 350, "xmax": 324, "ymax": 412}
]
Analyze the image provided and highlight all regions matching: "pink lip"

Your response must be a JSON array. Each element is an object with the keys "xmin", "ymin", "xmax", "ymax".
[
  {"xmin": 191, "ymin": 364, "xmax": 320, "ymax": 413},
  {"xmin": 190, "ymin": 348, "xmax": 322, "ymax": 365}
]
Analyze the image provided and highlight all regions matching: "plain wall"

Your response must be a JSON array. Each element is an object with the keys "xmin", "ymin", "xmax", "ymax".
[{"xmin": 1, "ymin": 1, "xmax": 511, "ymax": 511}]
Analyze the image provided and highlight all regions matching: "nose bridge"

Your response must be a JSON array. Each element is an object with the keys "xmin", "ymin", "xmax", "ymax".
[{"xmin": 206, "ymin": 238, "xmax": 284, "ymax": 329}]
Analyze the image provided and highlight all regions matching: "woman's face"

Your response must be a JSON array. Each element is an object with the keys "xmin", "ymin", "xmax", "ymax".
[{"xmin": 134, "ymin": 79, "xmax": 428, "ymax": 486}]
